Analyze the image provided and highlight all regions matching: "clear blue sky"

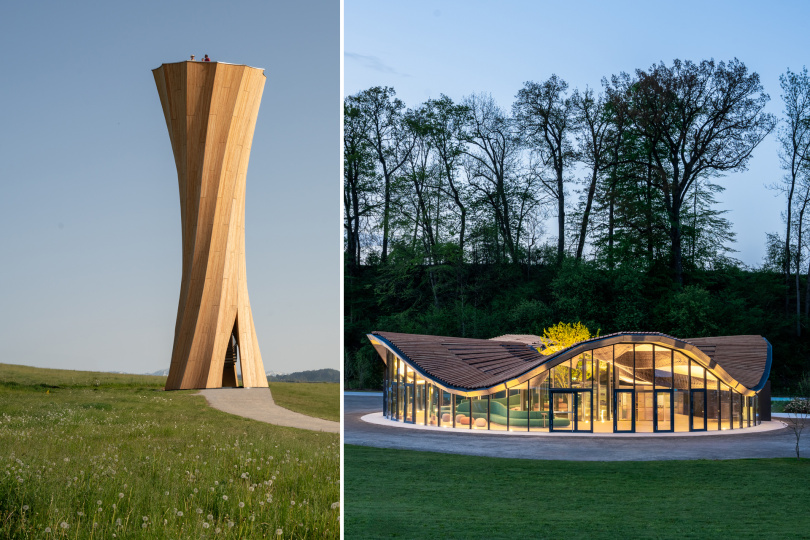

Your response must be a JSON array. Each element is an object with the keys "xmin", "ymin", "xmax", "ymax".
[
  {"xmin": 345, "ymin": 0, "xmax": 810, "ymax": 267},
  {"xmin": 0, "ymin": 0, "xmax": 338, "ymax": 374}
]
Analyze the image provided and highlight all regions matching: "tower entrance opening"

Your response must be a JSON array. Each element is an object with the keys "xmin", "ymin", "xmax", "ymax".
[{"xmin": 222, "ymin": 323, "xmax": 241, "ymax": 388}]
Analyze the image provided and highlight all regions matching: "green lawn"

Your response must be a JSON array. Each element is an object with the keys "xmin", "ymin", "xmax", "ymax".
[
  {"xmin": 0, "ymin": 363, "xmax": 339, "ymax": 539},
  {"xmin": 345, "ymin": 444, "xmax": 810, "ymax": 539},
  {"xmin": 268, "ymin": 382, "xmax": 339, "ymax": 422}
]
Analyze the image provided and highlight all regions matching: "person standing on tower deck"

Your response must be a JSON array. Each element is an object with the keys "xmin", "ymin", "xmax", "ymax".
[
  {"xmin": 204, "ymin": 54, "xmax": 211, "ymax": 62},
  {"xmin": 190, "ymin": 55, "xmax": 196, "ymax": 61}
]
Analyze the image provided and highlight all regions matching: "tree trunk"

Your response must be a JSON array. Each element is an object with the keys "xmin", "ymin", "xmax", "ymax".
[
  {"xmin": 576, "ymin": 167, "xmax": 599, "ymax": 261},
  {"xmin": 557, "ymin": 167, "xmax": 565, "ymax": 263}
]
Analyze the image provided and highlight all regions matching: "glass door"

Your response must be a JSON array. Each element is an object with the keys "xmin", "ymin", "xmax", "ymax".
[
  {"xmin": 614, "ymin": 390, "xmax": 635, "ymax": 432},
  {"xmin": 551, "ymin": 390, "xmax": 592, "ymax": 432},
  {"xmin": 690, "ymin": 389, "xmax": 707, "ymax": 431},
  {"xmin": 654, "ymin": 390, "xmax": 673, "ymax": 432},
  {"xmin": 404, "ymin": 383, "xmax": 414, "ymax": 423},
  {"xmin": 576, "ymin": 390, "xmax": 593, "ymax": 433},
  {"xmin": 550, "ymin": 391, "xmax": 574, "ymax": 432}
]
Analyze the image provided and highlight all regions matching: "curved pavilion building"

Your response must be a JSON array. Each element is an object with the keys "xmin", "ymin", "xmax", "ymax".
[{"xmin": 367, "ymin": 331, "xmax": 771, "ymax": 433}]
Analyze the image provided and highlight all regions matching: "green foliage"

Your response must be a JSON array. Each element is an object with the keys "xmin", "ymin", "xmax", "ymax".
[
  {"xmin": 0, "ymin": 365, "xmax": 339, "ymax": 539},
  {"xmin": 344, "ymin": 261, "xmax": 808, "ymax": 393}
]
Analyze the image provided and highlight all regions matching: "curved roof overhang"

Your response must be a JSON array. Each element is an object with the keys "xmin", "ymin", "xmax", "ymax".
[{"xmin": 368, "ymin": 331, "xmax": 771, "ymax": 398}]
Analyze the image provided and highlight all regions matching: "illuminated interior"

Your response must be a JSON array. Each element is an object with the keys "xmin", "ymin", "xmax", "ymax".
[{"xmin": 375, "ymin": 337, "xmax": 764, "ymax": 434}]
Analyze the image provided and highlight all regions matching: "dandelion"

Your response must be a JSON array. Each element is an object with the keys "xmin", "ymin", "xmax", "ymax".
[
  {"xmin": 77, "ymin": 511, "xmax": 85, "ymax": 516},
  {"xmin": 116, "ymin": 518, "xmax": 122, "ymax": 526},
  {"xmin": 202, "ymin": 522, "xmax": 210, "ymax": 529},
  {"xmin": 228, "ymin": 521, "xmax": 234, "ymax": 528},
  {"xmin": 60, "ymin": 522, "xmax": 69, "ymax": 529},
  {"xmin": 290, "ymin": 501, "xmax": 295, "ymax": 506},
  {"xmin": 222, "ymin": 495, "xmax": 228, "ymax": 501},
  {"xmin": 112, "ymin": 504, "xmax": 116, "ymax": 510},
  {"xmin": 207, "ymin": 514, "xmax": 213, "ymax": 521},
  {"xmin": 215, "ymin": 528, "xmax": 221, "ymax": 533},
  {"xmin": 331, "ymin": 502, "xmax": 339, "ymax": 510},
  {"xmin": 22, "ymin": 505, "xmax": 28, "ymax": 511},
  {"xmin": 97, "ymin": 500, "xmax": 102, "ymax": 506},
  {"xmin": 141, "ymin": 523, "xmax": 147, "ymax": 529},
  {"xmin": 177, "ymin": 511, "xmax": 183, "ymax": 517},
  {"xmin": 165, "ymin": 491, "xmax": 169, "ymax": 496},
  {"xmin": 276, "ymin": 529, "xmax": 283, "ymax": 536},
  {"xmin": 238, "ymin": 502, "xmax": 245, "ymax": 508},
  {"xmin": 196, "ymin": 508, "xmax": 203, "ymax": 514},
  {"xmin": 64, "ymin": 458, "xmax": 69, "ymax": 463},
  {"xmin": 98, "ymin": 507, "xmax": 103, "ymax": 512},
  {"xmin": 142, "ymin": 516, "xmax": 148, "ymax": 522},
  {"xmin": 210, "ymin": 487, "xmax": 215, "ymax": 492},
  {"xmin": 118, "ymin": 493, "xmax": 124, "ymax": 499},
  {"xmin": 44, "ymin": 527, "xmax": 51, "ymax": 533}
]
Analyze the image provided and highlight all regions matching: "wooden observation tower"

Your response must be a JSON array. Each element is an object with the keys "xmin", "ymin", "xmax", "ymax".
[{"xmin": 153, "ymin": 61, "xmax": 269, "ymax": 390}]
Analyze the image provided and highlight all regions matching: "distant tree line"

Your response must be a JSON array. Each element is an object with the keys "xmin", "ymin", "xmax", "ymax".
[
  {"xmin": 344, "ymin": 58, "xmax": 810, "ymax": 393},
  {"xmin": 268, "ymin": 369, "xmax": 339, "ymax": 384}
]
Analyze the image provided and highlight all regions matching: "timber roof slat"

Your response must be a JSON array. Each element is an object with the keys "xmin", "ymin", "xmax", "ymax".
[{"xmin": 372, "ymin": 331, "xmax": 770, "ymax": 393}]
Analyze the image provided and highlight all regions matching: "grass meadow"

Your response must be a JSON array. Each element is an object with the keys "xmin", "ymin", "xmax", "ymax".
[
  {"xmin": 345, "ymin": 444, "xmax": 810, "ymax": 539},
  {"xmin": 0, "ymin": 363, "xmax": 339, "ymax": 539},
  {"xmin": 267, "ymin": 383, "xmax": 339, "ymax": 422}
]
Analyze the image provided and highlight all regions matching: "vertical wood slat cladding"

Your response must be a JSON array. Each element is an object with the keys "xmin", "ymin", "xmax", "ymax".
[{"xmin": 153, "ymin": 61, "xmax": 268, "ymax": 390}]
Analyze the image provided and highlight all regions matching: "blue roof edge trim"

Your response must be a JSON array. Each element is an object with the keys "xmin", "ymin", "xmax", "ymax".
[{"xmin": 751, "ymin": 337, "xmax": 772, "ymax": 393}]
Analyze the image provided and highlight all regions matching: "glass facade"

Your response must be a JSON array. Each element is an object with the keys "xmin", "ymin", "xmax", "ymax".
[{"xmin": 381, "ymin": 342, "xmax": 764, "ymax": 434}]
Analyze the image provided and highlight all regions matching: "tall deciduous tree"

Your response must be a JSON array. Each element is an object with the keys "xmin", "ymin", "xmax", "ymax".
[
  {"xmin": 514, "ymin": 75, "xmax": 578, "ymax": 263},
  {"xmin": 571, "ymin": 86, "xmax": 612, "ymax": 261},
  {"xmin": 622, "ymin": 58, "xmax": 776, "ymax": 285},
  {"xmin": 460, "ymin": 93, "xmax": 524, "ymax": 263},
  {"xmin": 352, "ymin": 86, "xmax": 416, "ymax": 264},
  {"xmin": 777, "ymin": 67, "xmax": 810, "ymax": 329},
  {"xmin": 343, "ymin": 100, "xmax": 377, "ymax": 274}
]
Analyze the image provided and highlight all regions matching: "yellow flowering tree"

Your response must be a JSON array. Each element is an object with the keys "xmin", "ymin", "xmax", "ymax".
[{"xmin": 538, "ymin": 321, "xmax": 598, "ymax": 356}]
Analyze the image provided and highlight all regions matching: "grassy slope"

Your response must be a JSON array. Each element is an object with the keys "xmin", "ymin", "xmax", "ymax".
[
  {"xmin": 345, "ymin": 444, "xmax": 810, "ymax": 539},
  {"xmin": 0, "ymin": 364, "xmax": 339, "ymax": 539},
  {"xmin": 268, "ymin": 382, "xmax": 339, "ymax": 422}
]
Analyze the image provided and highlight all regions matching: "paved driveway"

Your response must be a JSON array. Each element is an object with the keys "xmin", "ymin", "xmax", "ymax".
[{"xmin": 345, "ymin": 394, "xmax": 809, "ymax": 461}]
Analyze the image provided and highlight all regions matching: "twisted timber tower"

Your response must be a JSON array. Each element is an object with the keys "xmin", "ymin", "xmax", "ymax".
[{"xmin": 153, "ymin": 61, "xmax": 269, "ymax": 390}]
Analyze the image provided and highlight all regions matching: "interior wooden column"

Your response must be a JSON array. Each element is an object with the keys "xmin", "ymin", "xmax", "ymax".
[{"xmin": 153, "ymin": 61, "xmax": 268, "ymax": 390}]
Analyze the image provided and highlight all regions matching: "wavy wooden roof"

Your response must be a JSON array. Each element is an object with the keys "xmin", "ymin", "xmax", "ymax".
[{"xmin": 369, "ymin": 331, "xmax": 771, "ymax": 395}]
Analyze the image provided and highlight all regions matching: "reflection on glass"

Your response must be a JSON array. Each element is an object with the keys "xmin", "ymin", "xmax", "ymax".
[
  {"xmin": 720, "ymin": 385, "xmax": 731, "ymax": 430},
  {"xmin": 454, "ymin": 394, "xmax": 471, "ymax": 428},
  {"xmin": 552, "ymin": 392, "xmax": 574, "ymax": 431},
  {"xmin": 674, "ymin": 352, "xmax": 690, "ymax": 391},
  {"xmin": 490, "ymin": 390, "xmax": 508, "ymax": 431},
  {"xmin": 428, "ymin": 384, "xmax": 438, "ymax": 426},
  {"xmin": 594, "ymin": 358, "xmax": 612, "ymax": 433},
  {"xmin": 732, "ymin": 392, "xmax": 741, "ymax": 429},
  {"xmin": 673, "ymin": 390, "xmax": 689, "ymax": 432},
  {"xmin": 635, "ymin": 390, "xmax": 653, "ymax": 432},
  {"xmin": 529, "ymin": 374, "xmax": 550, "ymax": 432},
  {"xmin": 706, "ymin": 373, "xmax": 719, "ymax": 431},
  {"xmin": 614, "ymin": 344, "xmax": 634, "ymax": 389},
  {"xmin": 440, "ymin": 391, "xmax": 452, "ymax": 427},
  {"xmin": 654, "ymin": 346, "xmax": 672, "ymax": 389},
  {"xmin": 635, "ymin": 344, "xmax": 654, "ymax": 391},
  {"xmin": 509, "ymin": 383, "xmax": 528, "ymax": 431},
  {"xmin": 577, "ymin": 391, "xmax": 592, "ymax": 431},
  {"xmin": 471, "ymin": 396, "xmax": 488, "ymax": 429},
  {"xmin": 615, "ymin": 391, "xmax": 634, "ymax": 432},
  {"xmin": 689, "ymin": 359, "xmax": 705, "ymax": 389},
  {"xmin": 551, "ymin": 361, "xmax": 570, "ymax": 389},
  {"xmin": 655, "ymin": 391, "xmax": 672, "ymax": 431},
  {"xmin": 414, "ymin": 373, "xmax": 425, "ymax": 425},
  {"xmin": 691, "ymin": 390, "xmax": 706, "ymax": 430}
]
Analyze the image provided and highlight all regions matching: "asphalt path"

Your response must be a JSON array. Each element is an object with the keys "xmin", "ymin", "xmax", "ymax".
[
  {"xmin": 345, "ymin": 394, "xmax": 809, "ymax": 461},
  {"xmin": 198, "ymin": 388, "xmax": 339, "ymax": 433}
]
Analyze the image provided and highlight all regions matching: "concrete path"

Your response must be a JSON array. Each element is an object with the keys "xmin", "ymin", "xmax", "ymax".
[
  {"xmin": 345, "ymin": 394, "xmax": 809, "ymax": 461},
  {"xmin": 198, "ymin": 388, "xmax": 339, "ymax": 433}
]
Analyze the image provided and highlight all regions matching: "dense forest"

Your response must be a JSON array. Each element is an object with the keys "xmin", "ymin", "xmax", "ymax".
[{"xmin": 344, "ymin": 59, "xmax": 810, "ymax": 394}]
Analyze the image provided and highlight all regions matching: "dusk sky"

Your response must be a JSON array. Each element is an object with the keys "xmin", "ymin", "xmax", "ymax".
[
  {"xmin": 345, "ymin": 0, "xmax": 810, "ymax": 267},
  {"xmin": 0, "ymin": 0, "xmax": 338, "ymax": 375}
]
